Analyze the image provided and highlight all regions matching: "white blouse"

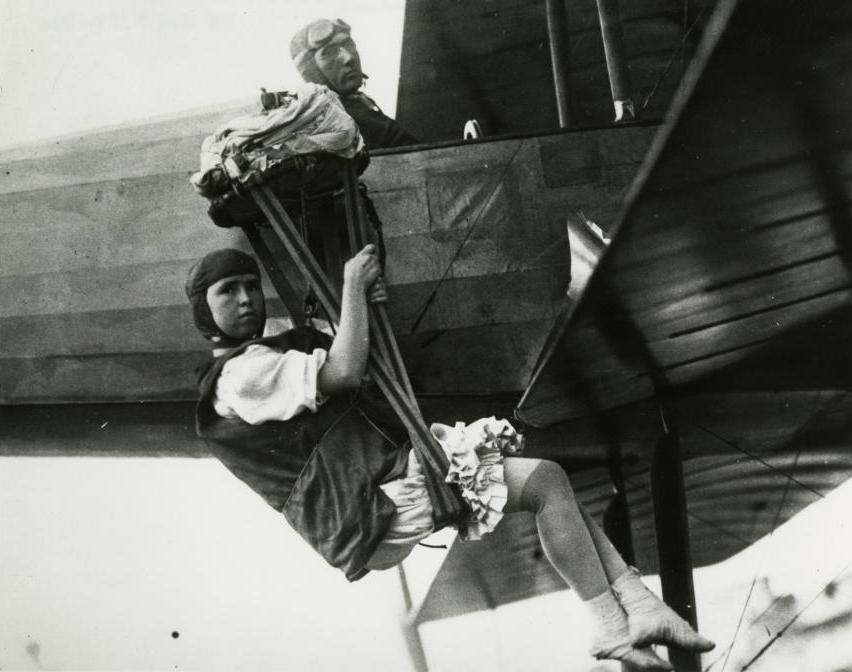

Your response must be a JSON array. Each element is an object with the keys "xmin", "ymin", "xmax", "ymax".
[{"xmin": 212, "ymin": 319, "xmax": 328, "ymax": 425}]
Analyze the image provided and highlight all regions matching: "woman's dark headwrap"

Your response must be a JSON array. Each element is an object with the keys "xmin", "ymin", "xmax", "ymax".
[{"xmin": 185, "ymin": 248, "xmax": 264, "ymax": 346}]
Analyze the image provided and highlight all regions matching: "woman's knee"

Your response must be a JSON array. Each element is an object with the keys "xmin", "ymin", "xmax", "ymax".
[
  {"xmin": 530, "ymin": 459, "xmax": 572, "ymax": 494},
  {"xmin": 505, "ymin": 458, "xmax": 572, "ymax": 513}
]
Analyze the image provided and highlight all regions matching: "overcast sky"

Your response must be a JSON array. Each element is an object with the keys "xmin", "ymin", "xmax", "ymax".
[{"xmin": 0, "ymin": 0, "xmax": 404, "ymax": 149}]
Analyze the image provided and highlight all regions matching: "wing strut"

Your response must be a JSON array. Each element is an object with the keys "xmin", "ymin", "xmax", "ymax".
[{"xmin": 653, "ymin": 408, "xmax": 701, "ymax": 671}]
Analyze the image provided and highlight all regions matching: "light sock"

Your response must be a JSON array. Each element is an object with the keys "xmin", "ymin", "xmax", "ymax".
[
  {"xmin": 585, "ymin": 589, "xmax": 673, "ymax": 670},
  {"xmin": 586, "ymin": 589, "xmax": 629, "ymax": 643},
  {"xmin": 612, "ymin": 568, "xmax": 715, "ymax": 652}
]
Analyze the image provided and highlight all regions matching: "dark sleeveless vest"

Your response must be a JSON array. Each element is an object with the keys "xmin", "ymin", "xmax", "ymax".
[{"xmin": 195, "ymin": 326, "xmax": 410, "ymax": 581}]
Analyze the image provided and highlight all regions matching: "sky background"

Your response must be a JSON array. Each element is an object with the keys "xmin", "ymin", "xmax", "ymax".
[
  {"xmin": 2, "ymin": 1, "xmax": 852, "ymax": 670},
  {"xmin": 0, "ymin": 0, "xmax": 404, "ymax": 149},
  {"xmin": 2, "ymin": 455, "xmax": 851, "ymax": 671}
]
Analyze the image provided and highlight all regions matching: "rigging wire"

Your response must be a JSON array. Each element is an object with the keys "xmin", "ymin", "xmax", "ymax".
[
  {"xmin": 641, "ymin": 4, "xmax": 709, "ymax": 112},
  {"xmin": 568, "ymin": 7, "xmax": 604, "ymax": 58},
  {"xmin": 701, "ymin": 591, "xmax": 787, "ymax": 671},
  {"xmin": 622, "ymin": 474, "xmax": 752, "ymax": 547},
  {"xmin": 618, "ymin": 448, "xmax": 811, "ymax": 672},
  {"xmin": 672, "ymin": 402, "xmax": 834, "ymax": 500},
  {"xmin": 703, "ymin": 391, "xmax": 830, "ymax": 672},
  {"xmin": 716, "ymin": 576, "xmax": 760, "ymax": 672},
  {"xmin": 678, "ymin": 392, "xmax": 850, "ymax": 668},
  {"xmin": 616, "ymin": 392, "xmax": 845, "ymax": 670},
  {"xmin": 739, "ymin": 559, "xmax": 852, "ymax": 671},
  {"xmin": 719, "ymin": 446, "xmax": 807, "ymax": 672},
  {"xmin": 729, "ymin": 447, "xmax": 812, "ymax": 667},
  {"xmin": 617, "ymin": 390, "xmax": 845, "ymax": 556},
  {"xmin": 409, "ymin": 140, "xmax": 525, "ymax": 334},
  {"xmin": 700, "ymin": 558, "xmax": 852, "ymax": 671}
]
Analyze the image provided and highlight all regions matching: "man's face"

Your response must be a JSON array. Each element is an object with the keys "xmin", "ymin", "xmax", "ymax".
[
  {"xmin": 314, "ymin": 36, "xmax": 364, "ymax": 95},
  {"xmin": 206, "ymin": 273, "xmax": 265, "ymax": 341}
]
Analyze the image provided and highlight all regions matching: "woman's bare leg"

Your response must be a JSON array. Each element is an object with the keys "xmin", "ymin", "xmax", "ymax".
[
  {"xmin": 580, "ymin": 499, "xmax": 630, "ymax": 582},
  {"xmin": 503, "ymin": 457, "xmax": 714, "ymax": 655},
  {"xmin": 503, "ymin": 456, "xmax": 608, "ymax": 599},
  {"xmin": 502, "ymin": 457, "xmax": 672, "ymax": 670}
]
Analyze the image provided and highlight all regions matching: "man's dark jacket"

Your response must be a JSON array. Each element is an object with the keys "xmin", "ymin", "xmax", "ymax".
[
  {"xmin": 341, "ymin": 94, "xmax": 418, "ymax": 150},
  {"xmin": 195, "ymin": 326, "xmax": 410, "ymax": 581}
]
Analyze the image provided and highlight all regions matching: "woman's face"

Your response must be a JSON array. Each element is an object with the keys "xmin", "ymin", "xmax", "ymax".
[{"xmin": 205, "ymin": 273, "xmax": 265, "ymax": 341}]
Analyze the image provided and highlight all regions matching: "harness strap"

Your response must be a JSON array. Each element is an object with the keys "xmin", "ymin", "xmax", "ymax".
[{"xmin": 249, "ymin": 178, "xmax": 465, "ymax": 528}]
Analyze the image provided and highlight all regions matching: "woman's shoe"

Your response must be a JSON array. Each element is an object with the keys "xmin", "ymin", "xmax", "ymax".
[
  {"xmin": 612, "ymin": 567, "xmax": 715, "ymax": 652},
  {"xmin": 590, "ymin": 638, "xmax": 673, "ymax": 670},
  {"xmin": 586, "ymin": 588, "xmax": 673, "ymax": 670}
]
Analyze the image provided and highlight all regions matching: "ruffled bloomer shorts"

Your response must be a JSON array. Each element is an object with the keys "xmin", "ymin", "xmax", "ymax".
[{"xmin": 365, "ymin": 417, "xmax": 524, "ymax": 571}]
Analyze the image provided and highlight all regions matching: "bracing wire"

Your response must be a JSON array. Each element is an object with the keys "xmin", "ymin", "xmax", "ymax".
[
  {"xmin": 409, "ymin": 139, "xmax": 526, "ymax": 334},
  {"xmin": 622, "ymin": 474, "xmax": 752, "ymax": 548},
  {"xmin": 641, "ymin": 4, "xmax": 709, "ymax": 112},
  {"xmin": 697, "ymin": 391, "xmax": 833, "ymax": 672},
  {"xmin": 719, "ymin": 445, "xmax": 806, "ymax": 672},
  {"xmin": 679, "ymin": 393, "xmax": 850, "ymax": 668},
  {"xmin": 739, "ymin": 559, "xmax": 852, "ymax": 671},
  {"xmin": 717, "ymin": 576, "xmax": 761, "ymax": 672},
  {"xmin": 701, "ymin": 558, "xmax": 851, "ymax": 671},
  {"xmin": 671, "ymin": 394, "xmax": 842, "ymax": 501},
  {"xmin": 618, "ymin": 391, "xmax": 845, "ymax": 670},
  {"xmin": 618, "ymin": 394, "xmax": 844, "ymax": 559}
]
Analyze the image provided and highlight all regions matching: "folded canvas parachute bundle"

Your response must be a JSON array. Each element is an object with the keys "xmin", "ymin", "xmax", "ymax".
[{"xmin": 190, "ymin": 83, "xmax": 365, "ymax": 201}]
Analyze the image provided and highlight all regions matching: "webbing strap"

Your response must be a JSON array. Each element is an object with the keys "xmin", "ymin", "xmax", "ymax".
[
  {"xmin": 341, "ymin": 161, "xmax": 417, "ymax": 402},
  {"xmin": 249, "ymin": 183, "xmax": 465, "ymax": 527}
]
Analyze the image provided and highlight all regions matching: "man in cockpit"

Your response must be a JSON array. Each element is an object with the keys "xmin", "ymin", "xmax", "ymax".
[{"xmin": 290, "ymin": 18, "xmax": 419, "ymax": 150}]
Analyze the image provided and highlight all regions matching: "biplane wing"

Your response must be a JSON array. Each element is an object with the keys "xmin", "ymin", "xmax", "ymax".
[
  {"xmin": 518, "ymin": 0, "xmax": 852, "ymax": 425},
  {"xmin": 415, "ymin": 0, "xmax": 852, "ymax": 622}
]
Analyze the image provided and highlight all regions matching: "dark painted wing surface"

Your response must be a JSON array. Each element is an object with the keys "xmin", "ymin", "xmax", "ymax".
[
  {"xmin": 420, "ymin": 0, "xmax": 852, "ymax": 621},
  {"xmin": 518, "ymin": 0, "xmax": 852, "ymax": 426}
]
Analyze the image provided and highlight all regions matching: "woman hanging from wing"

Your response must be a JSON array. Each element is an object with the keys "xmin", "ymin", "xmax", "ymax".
[{"xmin": 186, "ymin": 246, "xmax": 714, "ymax": 671}]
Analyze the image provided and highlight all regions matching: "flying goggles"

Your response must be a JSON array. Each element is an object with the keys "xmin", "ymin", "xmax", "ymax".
[{"xmin": 293, "ymin": 18, "xmax": 353, "ymax": 67}]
